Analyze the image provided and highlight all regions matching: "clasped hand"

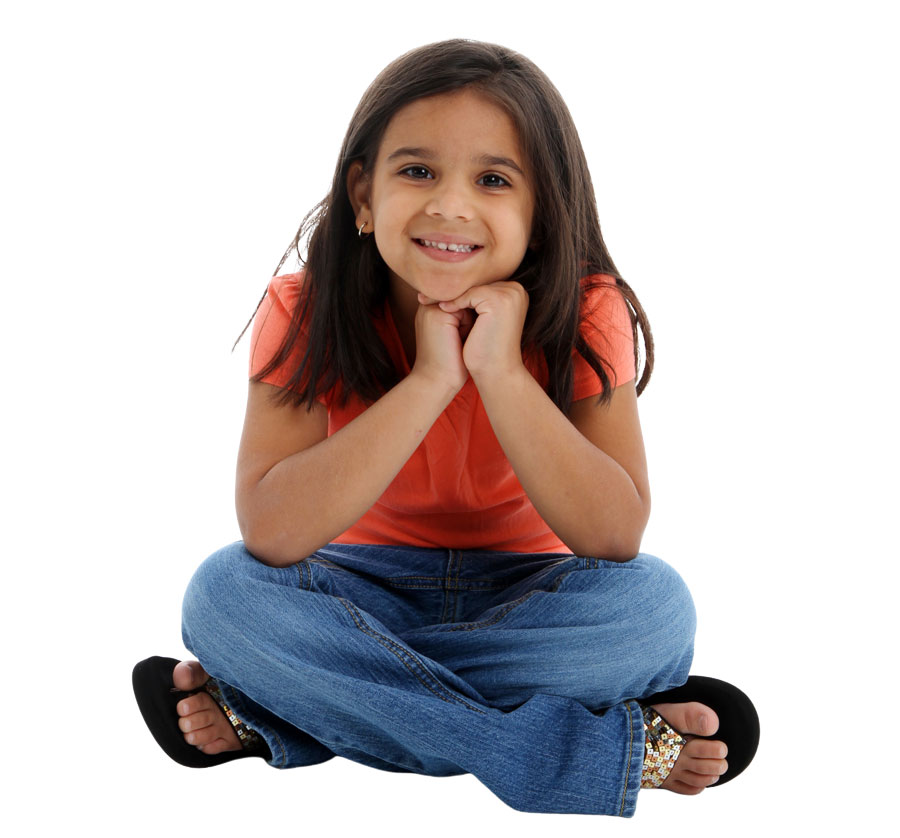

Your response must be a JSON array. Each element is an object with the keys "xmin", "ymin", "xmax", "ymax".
[{"xmin": 412, "ymin": 280, "xmax": 529, "ymax": 394}]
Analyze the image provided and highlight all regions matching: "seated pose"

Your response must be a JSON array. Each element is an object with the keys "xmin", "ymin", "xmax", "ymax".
[{"xmin": 134, "ymin": 39, "xmax": 758, "ymax": 817}]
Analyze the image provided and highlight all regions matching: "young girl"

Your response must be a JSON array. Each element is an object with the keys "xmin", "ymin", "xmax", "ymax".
[{"xmin": 133, "ymin": 39, "xmax": 758, "ymax": 817}]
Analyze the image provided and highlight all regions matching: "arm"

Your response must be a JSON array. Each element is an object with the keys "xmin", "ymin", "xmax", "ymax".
[
  {"xmin": 474, "ymin": 371, "xmax": 649, "ymax": 560},
  {"xmin": 236, "ymin": 303, "xmax": 469, "ymax": 567},
  {"xmin": 439, "ymin": 281, "xmax": 650, "ymax": 560}
]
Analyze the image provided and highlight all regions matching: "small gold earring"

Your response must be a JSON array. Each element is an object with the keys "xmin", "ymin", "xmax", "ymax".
[{"xmin": 358, "ymin": 222, "xmax": 368, "ymax": 238}]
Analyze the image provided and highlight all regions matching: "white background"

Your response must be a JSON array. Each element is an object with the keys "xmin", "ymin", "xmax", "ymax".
[{"xmin": 2, "ymin": 0, "xmax": 896, "ymax": 834}]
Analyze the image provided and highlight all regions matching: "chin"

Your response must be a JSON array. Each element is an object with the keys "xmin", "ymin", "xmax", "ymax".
[{"xmin": 424, "ymin": 276, "xmax": 490, "ymax": 302}]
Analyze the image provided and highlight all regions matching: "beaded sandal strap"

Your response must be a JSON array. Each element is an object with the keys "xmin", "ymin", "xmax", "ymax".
[
  {"xmin": 640, "ymin": 706, "xmax": 687, "ymax": 789},
  {"xmin": 203, "ymin": 680, "xmax": 264, "ymax": 751}
]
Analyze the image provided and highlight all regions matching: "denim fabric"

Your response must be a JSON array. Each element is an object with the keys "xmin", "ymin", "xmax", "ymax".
[{"xmin": 181, "ymin": 542, "xmax": 695, "ymax": 816}]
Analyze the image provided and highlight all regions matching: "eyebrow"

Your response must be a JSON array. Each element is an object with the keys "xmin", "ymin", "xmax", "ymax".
[{"xmin": 385, "ymin": 146, "xmax": 525, "ymax": 176}]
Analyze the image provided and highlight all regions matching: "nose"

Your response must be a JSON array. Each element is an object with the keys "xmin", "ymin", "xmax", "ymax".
[{"xmin": 425, "ymin": 173, "xmax": 473, "ymax": 221}]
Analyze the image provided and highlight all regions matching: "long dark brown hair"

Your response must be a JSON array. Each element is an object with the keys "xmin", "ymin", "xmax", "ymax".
[{"xmin": 243, "ymin": 39, "xmax": 653, "ymax": 412}]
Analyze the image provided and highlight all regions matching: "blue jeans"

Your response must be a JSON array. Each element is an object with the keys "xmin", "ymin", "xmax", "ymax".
[{"xmin": 181, "ymin": 542, "xmax": 695, "ymax": 817}]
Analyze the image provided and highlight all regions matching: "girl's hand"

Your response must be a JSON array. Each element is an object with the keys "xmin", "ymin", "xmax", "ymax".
[
  {"xmin": 439, "ymin": 281, "xmax": 529, "ymax": 381},
  {"xmin": 411, "ymin": 293, "xmax": 472, "ymax": 396}
]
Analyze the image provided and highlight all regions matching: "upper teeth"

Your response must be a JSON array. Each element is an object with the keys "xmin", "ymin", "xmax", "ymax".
[{"xmin": 419, "ymin": 239, "xmax": 476, "ymax": 252}]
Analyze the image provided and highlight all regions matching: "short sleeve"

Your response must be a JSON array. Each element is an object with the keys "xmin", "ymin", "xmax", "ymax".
[
  {"xmin": 572, "ymin": 276, "xmax": 637, "ymax": 400},
  {"xmin": 248, "ymin": 273, "xmax": 307, "ymax": 391}
]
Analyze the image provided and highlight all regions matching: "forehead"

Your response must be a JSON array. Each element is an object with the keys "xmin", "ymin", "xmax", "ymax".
[{"xmin": 377, "ymin": 89, "xmax": 525, "ymax": 164}]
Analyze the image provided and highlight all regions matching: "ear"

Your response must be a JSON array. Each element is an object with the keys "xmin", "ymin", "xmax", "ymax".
[{"xmin": 346, "ymin": 161, "xmax": 371, "ymax": 227}]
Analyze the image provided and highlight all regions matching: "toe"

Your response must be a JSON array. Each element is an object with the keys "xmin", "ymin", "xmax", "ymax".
[
  {"xmin": 689, "ymin": 738, "xmax": 728, "ymax": 760},
  {"xmin": 678, "ymin": 768, "xmax": 723, "ymax": 789},
  {"xmin": 651, "ymin": 701, "xmax": 719, "ymax": 737},
  {"xmin": 172, "ymin": 660, "xmax": 209, "ymax": 691},
  {"xmin": 183, "ymin": 724, "xmax": 223, "ymax": 747},
  {"xmin": 662, "ymin": 778, "xmax": 706, "ymax": 796},
  {"xmin": 198, "ymin": 737, "xmax": 234, "ymax": 756},
  {"xmin": 678, "ymin": 751, "xmax": 729, "ymax": 778},
  {"xmin": 178, "ymin": 707, "xmax": 222, "ymax": 734},
  {"xmin": 177, "ymin": 691, "xmax": 217, "ymax": 718}
]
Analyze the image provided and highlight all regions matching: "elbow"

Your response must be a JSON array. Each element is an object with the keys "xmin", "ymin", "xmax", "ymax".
[
  {"xmin": 597, "ymin": 536, "xmax": 643, "ymax": 563},
  {"xmin": 571, "ymin": 498, "xmax": 650, "ymax": 562},
  {"xmin": 575, "ymin": 533, "xmax": 643, "ymax": 563},
  {"xmin": 241, "ymin": 532, "xmax": 302, "ymax": 568},
  {"xmin": 237, "ymin": 505, "xmax": 317, "ymax": 569}
]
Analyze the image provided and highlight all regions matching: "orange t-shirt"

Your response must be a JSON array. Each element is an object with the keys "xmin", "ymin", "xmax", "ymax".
[{"xmin": 249, "ymin": 273, "xmax": 635, "ymax": 553}]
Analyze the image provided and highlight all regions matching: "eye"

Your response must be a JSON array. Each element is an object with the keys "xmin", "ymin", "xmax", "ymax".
[
  {"xmin": 400, "ymin": 165, "xmax": 433, "ymax": 180},
  {"xmin": 478, "ymin": 173, "xmax": 510, "ymax": 189}
]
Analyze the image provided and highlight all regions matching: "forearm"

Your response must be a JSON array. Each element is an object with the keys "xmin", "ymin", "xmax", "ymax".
[
  {"xmin": 239, "ymin": 373, "xmax": 455, "ymax": 566},
  {"xmin": 473, "ymin": 367, "xmax": 649, "ymax": 560}
]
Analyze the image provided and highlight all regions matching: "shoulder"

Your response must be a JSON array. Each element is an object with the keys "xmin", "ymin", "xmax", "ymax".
[
  {"xmin": 249, "ymin": 272, "xmax": 310, "ymax": 384},
  {"xmin": 573, "ymin": 273, "xmax": 636, "ymax": 396},
  {"xmin": 580, "ymin": 273, "xmax": 628, "ymax": 321},
  {"xmin": 579, "ymin": 274, "xmax": 633, "ymax": 346},
  {"xmin": 259, "ymin": 271, "xmax": 307, "ymax": 318}
]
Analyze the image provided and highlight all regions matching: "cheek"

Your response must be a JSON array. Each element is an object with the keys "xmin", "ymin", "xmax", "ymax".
[
  {"xmin": 507, "ymin": 207, "xmax": 535, "ymax": 252},
  {"xmin": 372, "ymin": 190, "xmax": 409, "ymax": 228}
]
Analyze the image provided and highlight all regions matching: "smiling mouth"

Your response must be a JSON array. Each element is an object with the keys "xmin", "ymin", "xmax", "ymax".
[{"xmin": 415, "ymin": 238, "xmax": 481, "ymax": 253}]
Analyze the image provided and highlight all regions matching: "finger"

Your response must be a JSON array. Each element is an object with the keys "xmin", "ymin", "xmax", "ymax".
[
  {"xmin": 438, "ymin": 287, "xmax": 488, "ymax": 312},
  {"xmin": 458, "ymin": 308, "xmax": 475, "ymax": 328},
  {"xmin": 418, "ymin": 302, "xmax": 467, "ymax": 329},
  {"xmin": 442, "ymin": 281, "xmax": 519, "ymax": 314},
  {"xmin": 417, "ymin": 292, "xmax": 440, "ymax": 306}
]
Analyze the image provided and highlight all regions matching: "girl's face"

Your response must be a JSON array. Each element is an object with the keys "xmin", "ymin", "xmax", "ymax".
[{"xmin": 350, "ymin": 88, "xmax": 535, "ymax": 305}]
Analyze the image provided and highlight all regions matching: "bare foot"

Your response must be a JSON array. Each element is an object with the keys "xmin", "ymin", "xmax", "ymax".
[
  {"xmin": 172, "ymin": 660, "xmax": 242, "ymax": 756},
  {"xmin": 649, "ymin": 702, "xmax": 728, "ymax": 795}
]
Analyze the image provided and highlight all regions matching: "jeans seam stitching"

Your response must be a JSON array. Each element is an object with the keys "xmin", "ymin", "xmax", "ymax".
[
  {"xmin": 440, "ymin": 551, "xmax": 458, "ymax": 624},
  {"xmin": 307, "ymin": 557, "xmax": 343, "ymax": 572},
  {"xmin": 619, "ymin": 700, "xmax": 635, "ymax": 816},
  {"xmin": 297, "ymin": 560, "xmax": 308, "ymax": 591},
  {"xmin": 449, "ymin": 550, "xmax": 462, "ymax": 623},
  {"xmin": 385, "ymin": 580, "xmax": 505, "ymax": 591},
  {"xmin": 338, "ymin": 598, "xmax": 486, "ymax": 714},
  {"xmin": 443, "ymin": 563, "xmax": 581, "ymax": 632},
  {"xmin": 445, "ymin": 589, "xmax": 541, "ymax": 631}
]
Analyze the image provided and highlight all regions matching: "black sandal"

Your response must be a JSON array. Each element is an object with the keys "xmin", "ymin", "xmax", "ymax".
[
  {"xmin": 639, "ymin": 675, "xmax": 759, "ymax": 787},
  {"xmin": 132, "ymin": 656, "xmax": 271, "ymax": 768}
]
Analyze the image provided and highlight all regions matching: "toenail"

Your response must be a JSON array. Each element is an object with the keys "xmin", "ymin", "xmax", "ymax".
[
  {"xmin": 186, "ymin": 733, "xmax": 195, "ymax": 744},
  {"xmin": 698, "ymin": 714, "xmax": 709, "ymax": 734}
]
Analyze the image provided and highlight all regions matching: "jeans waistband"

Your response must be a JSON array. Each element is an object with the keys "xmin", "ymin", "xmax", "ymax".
[{"xmin": 312, "ymin": 543, "xmax": 577, "ymax": 591}]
